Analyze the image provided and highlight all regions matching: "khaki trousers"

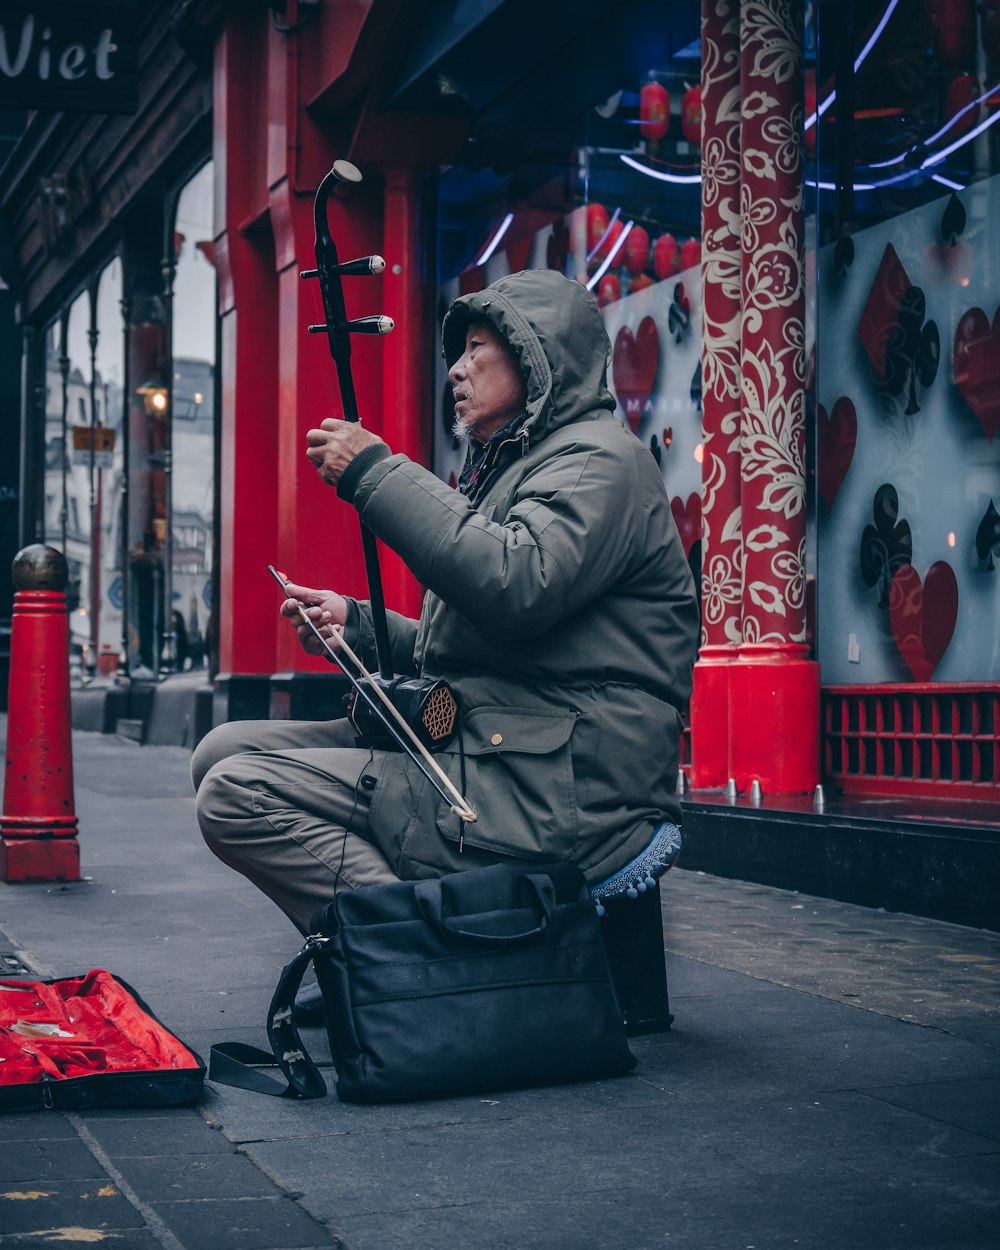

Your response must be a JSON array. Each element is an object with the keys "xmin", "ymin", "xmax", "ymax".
[{"xmin": 193, "ymin": 718, "xmax": 400, "ymax": 933}]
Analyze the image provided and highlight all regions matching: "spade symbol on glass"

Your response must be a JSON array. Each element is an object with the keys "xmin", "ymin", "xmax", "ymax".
[
  {"xmin": 833, "ymin": 235, "xmax": 855, "ymax": 277},
  {"xmin": 976, "ymin": 500, "xmax": 1000, "ymax": 570},
  {"xmin": 940, "ymin": 192, "xmax": 966, "ymax": 245},
  {"xmin": 690, "ymin": 360, "xmax": 702, "ymax": 412},
  {"xmin": 649, "ymin": 434, "xmax": 662, "ymax": 466}
]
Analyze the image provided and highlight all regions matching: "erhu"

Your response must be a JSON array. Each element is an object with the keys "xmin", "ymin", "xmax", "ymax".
[{"xmin": 270, "ymin": 160, "xmax": 473, "ymax": 824}]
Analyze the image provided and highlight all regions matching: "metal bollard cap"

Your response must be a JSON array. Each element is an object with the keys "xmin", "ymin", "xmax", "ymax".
[{"xmin": 12, "ymin": 544, "xmax": 69, "ymax": 592}]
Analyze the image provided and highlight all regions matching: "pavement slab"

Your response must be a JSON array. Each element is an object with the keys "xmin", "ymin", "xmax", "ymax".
[{"xmin": 0, "ymin": 721, "xmax": 998, "ymax": 1249}]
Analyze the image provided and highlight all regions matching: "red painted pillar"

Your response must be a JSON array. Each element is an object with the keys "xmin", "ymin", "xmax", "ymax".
[
  {"xmin": 381, "ymin": 167, "xmax": 432, "ymax": 621},
  {"xmin": 690, "ymin": 0, "xmax": 743, "ymax": 788},
  {"xmin": 1, "ymin": 546, "xmax": 80, "ymax": 883},
  {"xmin": 734, "ymin": 0, "xmax": 818, "ymax": 792},
  {"xmin": 213, "ymin": 15, "xmax": 281, "ymax": 678},
  {"xmin": 270, "ymin": 177, "xmax": 397, "ymax": 674}
]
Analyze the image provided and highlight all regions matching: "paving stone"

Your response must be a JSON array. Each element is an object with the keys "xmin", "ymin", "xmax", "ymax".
[
  {"xmin": 859, "ymin": 1076, "xmax": 1000, "ymax": 1143},
  {"xmin": 663, "ymin": 869, "xmax": 1000, "ymax": 1038},
  {"xmin": 151, "ymin": 1195, "xmax": 340, "ymax": 1250},
  {"xmin": 0, "ymin": 1182, "xmax": 145, "ymax": 1235},
  {"xmin": 79, "ymin": 1110, "xmax": 234, "ymax": 1157},
  {"xmin": 0, "ymin": 1114, "xmax": 77, "ymax": 1143},
  {"xmin": 334, "ymin": 1166, "xmax": 997, "ymax": 1250},
  {"xmin": 109, "ymin": 1150, "xmax": 284, "ymax": 1203},
  {"xmin": 0, "ymin": 1231, "xmax": 163, "ymax": 1249},
  {"xmin": 0, "ymin": 1139, "xmax": 106, "ymax": 1184}
]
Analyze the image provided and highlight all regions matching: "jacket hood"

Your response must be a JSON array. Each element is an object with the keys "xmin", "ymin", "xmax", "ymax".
[{"xmin": 441, "ymin": 269, "xmax": 617, "ymax": 441}]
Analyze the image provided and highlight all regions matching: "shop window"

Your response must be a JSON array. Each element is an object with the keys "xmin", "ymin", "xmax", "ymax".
[
  {"xmin": 125, "ymin": 278, "xmax": 169, "ymax": 679},
  {"xmin": 123, "ymin": 159, "xmax": 215, "ymax": 679},
  {"xmin": 38, "ymin": 268, "xmax": 127, "ymax": 685},
  {"xmin": 813, "ymin": 0, "xmax": 1000, "ymax": 685},
  {"xmin": 92, "ymin": 257, "xmax": 126, "ymax": 677},
  {"xmin": 41, "ymin": 319, "xmax": 64, "ymax": 545},
  {"xmin": 168, "ymin": 160, "xmax": 216, "ymax": 674},
  {"xmin": 63, "ymin": 291, "xmax": 94, "ymax": 679},
  {"xmin": 432, "ymin": 32, "xmax": 705, "ymax": 601}
]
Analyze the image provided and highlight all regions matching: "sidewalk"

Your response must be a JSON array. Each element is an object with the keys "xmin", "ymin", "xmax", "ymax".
[{"xmin": 0, "ymin": 719, "xmax": 997, "ymax": 1250}]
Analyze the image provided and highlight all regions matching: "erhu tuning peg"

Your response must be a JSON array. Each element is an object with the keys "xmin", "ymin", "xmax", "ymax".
[
  {"xmin": 307, "ymin": 315, "xmax": 394, "ymax": 336},
  {"xmin": 300, "ymin": 257, "xmax": 385, "ymax": 282},
  {"xmin": 346, "ymin": 315, "xmax": 394, "ymax": 335}
]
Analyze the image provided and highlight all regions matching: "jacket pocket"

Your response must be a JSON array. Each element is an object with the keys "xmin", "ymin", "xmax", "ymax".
[{"xmin": 434, "ymin": 706, "xmax": 580, "ymax": 861}]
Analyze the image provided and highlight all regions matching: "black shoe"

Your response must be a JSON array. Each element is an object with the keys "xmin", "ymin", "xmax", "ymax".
[{"xmin": 292, "ymin": 981, "xmax": 327, "ymax": 1026}]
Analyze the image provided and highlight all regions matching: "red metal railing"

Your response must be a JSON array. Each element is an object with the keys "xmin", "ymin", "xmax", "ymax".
[{"xmin": 821, "ymin": 684, "xmax": 1000, "ymax": 800}]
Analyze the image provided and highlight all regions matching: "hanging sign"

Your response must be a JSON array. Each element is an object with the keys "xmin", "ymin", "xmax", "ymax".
[
  {"xmin": 72, "ymin": 425, "xmax": 115, "ymax": 468},
  {"xmin": 0, "ymin": 2, "xmax": 139, "ymax": 114}
]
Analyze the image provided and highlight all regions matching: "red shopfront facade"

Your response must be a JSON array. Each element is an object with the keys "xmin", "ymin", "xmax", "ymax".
[{"xmin": 206, "ymin": 0, "xmax": 998, "ymax": 923}]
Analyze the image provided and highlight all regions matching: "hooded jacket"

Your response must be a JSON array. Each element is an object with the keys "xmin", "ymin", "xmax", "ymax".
[{"xmin": 336, "ymin": 269, "xmax": 699, "ymax": 882}]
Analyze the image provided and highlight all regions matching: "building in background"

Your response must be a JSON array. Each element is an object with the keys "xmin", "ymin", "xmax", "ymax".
[{"xmin": 1, "ymin": 0, "xmax": 996, "ymax": 924}]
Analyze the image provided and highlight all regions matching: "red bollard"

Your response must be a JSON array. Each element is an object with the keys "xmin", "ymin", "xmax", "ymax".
[{"xmin": 1, "ymin": 544, "xmax": 81, "ymax": 883}]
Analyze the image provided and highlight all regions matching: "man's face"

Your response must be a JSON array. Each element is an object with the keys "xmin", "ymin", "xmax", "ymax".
[{"xmin": 448, "ymin": 321, "xmax": 527, "ymax": 444}]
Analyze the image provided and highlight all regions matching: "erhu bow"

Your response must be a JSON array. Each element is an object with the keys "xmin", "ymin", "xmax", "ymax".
[{"xmin": 274, "ymin": 160, "xmax": 472, "ymax": 822}]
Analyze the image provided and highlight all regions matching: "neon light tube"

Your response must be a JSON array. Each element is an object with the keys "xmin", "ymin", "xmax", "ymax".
[
  {"xmin": 586, "ymin": 221, "xmax": 634, "ymax": 290},
  {"xmin": 476, "ymin": 213, "xmax": 513, "ymax": 266}
]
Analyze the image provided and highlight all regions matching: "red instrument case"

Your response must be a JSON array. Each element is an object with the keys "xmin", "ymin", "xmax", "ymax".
[{"xmin": 1, "ymin": 969, "xmax": 205, "ymax": 1112}]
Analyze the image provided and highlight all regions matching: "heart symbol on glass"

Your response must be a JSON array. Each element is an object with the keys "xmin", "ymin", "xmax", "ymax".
[
  {"xmin": 817, "ymin": 397, "xmax": 858, "ymax": 510},
  {"xmin": 953, "ymin": 305, "xmax": 1000, "ymax": 443},
  {"xmin": 612, "ymin": 316, "xmax": 660, "ymax": 433},
  {"xmin": 671, "ymin": 493, "xmax": 701, "ymax": 558},
  {"xmin": 888, "ymin": 562, "xmax": 958, "ymax": 682}
]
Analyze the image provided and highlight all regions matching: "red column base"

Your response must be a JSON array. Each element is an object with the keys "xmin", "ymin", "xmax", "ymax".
[
  {"xmin": 0, "ymin": 835, "xmax": 81, "ymax": 883},
  {"xmin": 730, "ymin": 645, "xmax": 820, "ymax": 794},
  {"xmin": 689, "ymin": 644, "xmax": 738, "ymax": 790},
  {"xmin": 689, "ymin": 643, "xmax": 820, "ymax": 794}
]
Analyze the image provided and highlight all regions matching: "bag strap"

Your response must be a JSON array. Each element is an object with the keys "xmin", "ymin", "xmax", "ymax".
[{"xmin": 208, "ymin": 938, "xmax": 329, "ymax": 1099}]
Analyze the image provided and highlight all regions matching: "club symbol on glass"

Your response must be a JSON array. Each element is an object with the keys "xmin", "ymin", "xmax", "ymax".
[{"xmin": 860, "ymin": 483, "xmax": 913, "ymax": 609}]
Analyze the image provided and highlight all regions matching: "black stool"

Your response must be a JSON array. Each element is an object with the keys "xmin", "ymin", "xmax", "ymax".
[{"xmin": 590, "ymin": 821, "xmax": 682, "ymax": 1035}]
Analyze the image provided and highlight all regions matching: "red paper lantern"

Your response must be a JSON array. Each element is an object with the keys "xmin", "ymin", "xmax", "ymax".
[
  {"xmin": 639, "ymin": 81, "xmax": 670, "ymax": 142},
  {"xmin": 586, "ymin": 202, "xmax": 610, "ymax": 255},
  {"xmin": 926, "ymin": 0, "xmax": 975, "ymax": 70},
  {"xmin": 804, "ymin": 69, "xmax": 817, "ymax": 155},
  {"xmin": 681, "ymin": 86, "xmax": 702, "ymax": 147},
  {"xmin": 629, "ymin": 273, "xmax": 655, "ymax": 294},
  {"xmin": 653, "ymin": 233, "xmax": 680, "ymax": 280},
  {"xmin": 624, "ymin": 226, "xmax": 651, "ymax": 276},
  {"xmin": 680, "ymin": 238, "xmax": 701, "ymax": 272},
  {"xmin": 597, "ymin": 273, "xmax": 621, "ymax": 307},
  {"xmin": 592, "ymin": 217, "xmax": 624, "ymax": 267},
  {"xmin": 944, "ymin": 72, "xmax": 981, "ymax": 138}
]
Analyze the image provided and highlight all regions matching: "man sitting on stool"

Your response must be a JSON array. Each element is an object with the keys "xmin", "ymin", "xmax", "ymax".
[{"xmin": 192, "ymin": 270, "xmax": 698, "ymax": 937}]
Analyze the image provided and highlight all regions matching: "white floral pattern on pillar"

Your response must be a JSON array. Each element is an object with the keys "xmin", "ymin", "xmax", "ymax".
[
  {"xmin": 739, "ymin": 0, "xmax": 807, "ymax": 645},
  {"xmin": 700, "ymin": 0, "xmax": 744, "ymax": 647}
]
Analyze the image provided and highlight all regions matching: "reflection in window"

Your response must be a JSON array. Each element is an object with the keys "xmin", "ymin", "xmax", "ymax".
[
  {"xmin": 170, "ymin": 160, "xmax": 216, "ymax": 674},
  {"xmin": 93, "ymin": 257, "xmax": 125, "ymax": 677},
  {"xmin": 814, "ymin": 0, "xmax": 1000, "ymax": 684},
  {"xmin": 64, "ymin": 291, "xmax": 94, "ymax": 679},
  {"xmin": 41, "ymin": 320, "xmax": 64, "ymax": 547},
  {"xmin": 434, "ymin": 25, "xmax": 704, "ymax": 599}
]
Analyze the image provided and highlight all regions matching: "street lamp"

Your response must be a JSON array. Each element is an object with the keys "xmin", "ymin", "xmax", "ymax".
[
  {"xmin": 135, "ymin": 378, "xmax": 168, "ymax": 415},
  {"xmin": 134, "ymin": 375, "xmax": 174, "ymax": 676}
]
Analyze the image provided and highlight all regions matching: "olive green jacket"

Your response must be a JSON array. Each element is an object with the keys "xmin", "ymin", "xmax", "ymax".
[{"xmin": 338, "ymin": 269, "xmax": 699, "ymax": 882}]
